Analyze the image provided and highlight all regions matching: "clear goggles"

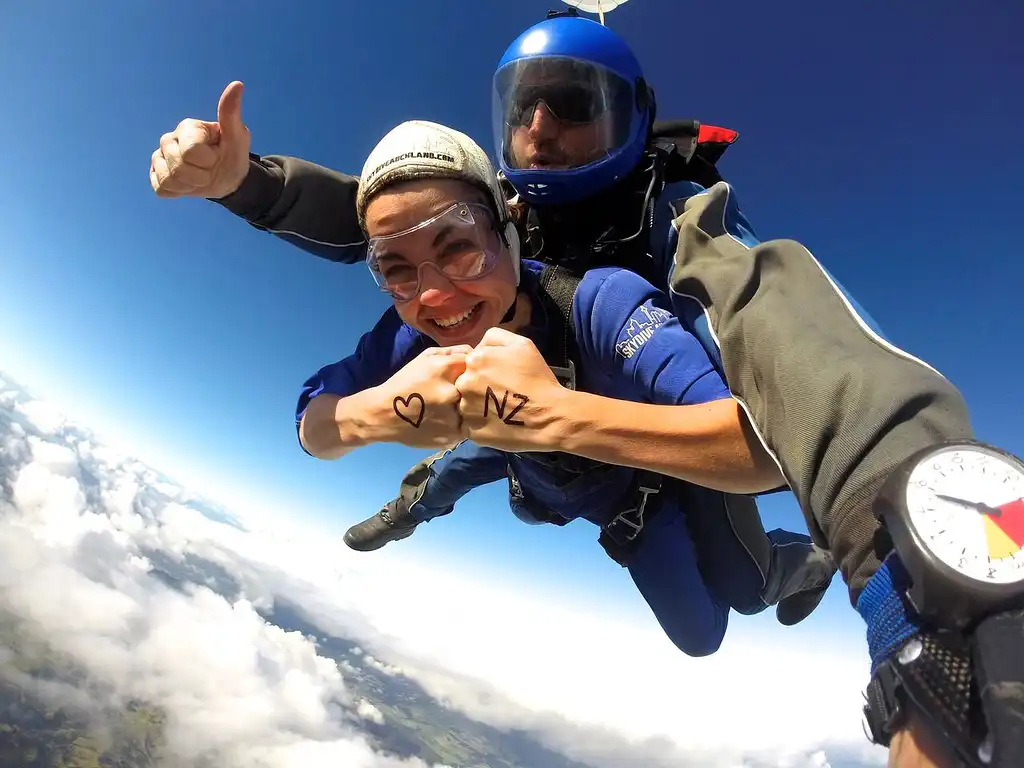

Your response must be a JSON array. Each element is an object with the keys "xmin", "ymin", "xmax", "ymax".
[
  {"xmin": 492, "ymin": 56, "xmax": 639, "ymax": 168},
  {"xmin": 366, "ymin": 202, "xmax": 506, "ymax": 302}
]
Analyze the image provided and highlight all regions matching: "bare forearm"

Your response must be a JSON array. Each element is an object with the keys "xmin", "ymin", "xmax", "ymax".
[
  {"xmin": 299, "ymin": 389, "xmax": 386, "ymax": 460},
  {"xmin": 552, "ymin": 393, "xmax": 785, "ymax": 493},
  {"xmin": 887, "ymin": 714, "xmax": 955, "ymax": 768}
]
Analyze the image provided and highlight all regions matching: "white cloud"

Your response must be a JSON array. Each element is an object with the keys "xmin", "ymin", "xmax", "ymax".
[
  {"xmin": 0, "ymin": 381, "xmax": 886, "ymax": 768},
  {"xmin": 26, "ymin": 435, "xmax": 79, "ymax": 475},
  {"xmin": 357, "ymin": 698, "xmax": 385, "ymax": 725},
  {"xmin": 315, "ymin": 560, "xmax": 883, "ymax": 768},
  {"xmin": 16, "ymin": 398, "xmax": 67, "ymax": 434}
]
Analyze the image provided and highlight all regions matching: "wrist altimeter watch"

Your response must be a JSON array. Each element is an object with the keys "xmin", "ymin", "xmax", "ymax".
[
  {"xmin": 865, "ymin": 440, "xmax": 1024, "ymax": 766},
  {"xmin": 875, "ymin": 439, "xmax": 1024, "ymax": 629}
]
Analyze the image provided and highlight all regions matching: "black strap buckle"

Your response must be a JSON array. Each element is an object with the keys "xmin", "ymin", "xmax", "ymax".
[
  {"xmin": 550, "ymin": 360, "xmax": 576, "ymax": 391},
  {"xmin": 605, "ymin": 479, "xmax": 661, "ymax": 544},
  {"xmin": 862, "ymin": 658, "xmax": 908, "ymax": 748},
  {"xmin": 599, "ymin": 474, "xmax": 662, "ymax": 566}
]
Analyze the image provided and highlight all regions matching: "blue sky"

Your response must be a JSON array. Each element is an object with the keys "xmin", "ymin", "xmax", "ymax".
[{"xmin": 1, "ymin": 0, "xmax": 1022, "ymax": 644}]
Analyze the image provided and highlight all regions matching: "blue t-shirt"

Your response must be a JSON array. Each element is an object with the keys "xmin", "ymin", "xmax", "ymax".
[{"xmin": 297, "ymin": 260, "xmax": 730, "ymax": 525}]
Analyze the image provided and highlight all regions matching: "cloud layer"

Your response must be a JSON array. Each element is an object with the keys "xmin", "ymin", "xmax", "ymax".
[{"xmin": 0, "ymin": 375, "xmax": 885, "ymax": 767}]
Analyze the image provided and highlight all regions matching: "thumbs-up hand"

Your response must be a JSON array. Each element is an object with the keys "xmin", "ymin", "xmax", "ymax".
[{"xmin": 150, "ymin": 81, "xmax": 252, "ymax": 200}]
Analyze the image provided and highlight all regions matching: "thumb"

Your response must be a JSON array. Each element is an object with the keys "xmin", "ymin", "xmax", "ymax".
[
  {"xmin": 216, "ymin": 81, "xmax": 247, "ymax": 145},
  {"xmin": 446, "ymin": 355, "xmax": 469, "ymax": 379}
]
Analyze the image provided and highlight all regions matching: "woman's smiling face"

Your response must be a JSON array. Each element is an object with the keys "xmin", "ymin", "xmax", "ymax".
[{"xmin": 364, "ymin": 178, "xmax": 518, "ymax": 347}]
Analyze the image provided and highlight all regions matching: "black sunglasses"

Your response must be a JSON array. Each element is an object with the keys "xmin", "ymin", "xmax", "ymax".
[{"xmin": 506, "ymin": 83, "xmax": 608, "ymax": 127}]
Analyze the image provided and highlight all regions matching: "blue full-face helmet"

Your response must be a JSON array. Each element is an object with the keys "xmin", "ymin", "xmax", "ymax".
[{"xmin": 492, "ymin": 15, "xmax": 653, "ymax": 206}]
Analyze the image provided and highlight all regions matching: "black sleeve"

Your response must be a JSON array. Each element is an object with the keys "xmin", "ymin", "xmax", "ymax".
[
  {"xmin": 666, "ymin": 182, "xmax": 976, "ymax": 605},
  {"xmin": 211, "ymin": 153, "xmax": 366, "ymax": 264}
]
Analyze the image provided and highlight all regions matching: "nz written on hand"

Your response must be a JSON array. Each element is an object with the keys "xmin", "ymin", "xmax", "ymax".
[
  {"xmin": 391, "ymin": 386, "xmax": 531, "ymax": 429},
  {"xmin": 484, "ymin": 386, "xmax": 529, "ymax": 427}
]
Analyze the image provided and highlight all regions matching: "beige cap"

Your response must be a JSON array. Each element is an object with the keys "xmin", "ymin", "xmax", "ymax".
[{"xmin": 356, "ymin": 119, "xmax": 519, "ymax": 280}]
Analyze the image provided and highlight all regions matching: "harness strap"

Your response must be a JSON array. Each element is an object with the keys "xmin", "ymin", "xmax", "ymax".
[
  {"xmin": 538, "ymin": 265, "xmax": 582, "ymax": 390},
  {"xmin": 599, "ymin": 471, "xmax": 664, "ymax": 567}
]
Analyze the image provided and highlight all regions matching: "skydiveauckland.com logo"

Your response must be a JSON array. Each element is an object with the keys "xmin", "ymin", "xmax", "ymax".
[{"xmin": 615, "ymin": 304, "xmax": 673, "ymax": 359}]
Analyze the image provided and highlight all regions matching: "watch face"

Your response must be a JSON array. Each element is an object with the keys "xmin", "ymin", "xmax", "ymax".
[{"xmin": 905, "ymin": 444, "xmax": 1024, "ymax": 585}]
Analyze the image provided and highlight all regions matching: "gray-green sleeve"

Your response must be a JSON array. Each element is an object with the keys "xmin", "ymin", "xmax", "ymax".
[
  {"xmin": 667, "ymin": 182, "xmax": 975, "ymax": 603},
  {"xmin": 212, "ymin": 153, "xmax": 367, "ymax": 264}
]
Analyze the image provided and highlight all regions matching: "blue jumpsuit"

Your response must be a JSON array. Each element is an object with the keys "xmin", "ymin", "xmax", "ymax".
[{"xmin": 297, "ymin": 260, "xmax": 752, "ymax": 656}]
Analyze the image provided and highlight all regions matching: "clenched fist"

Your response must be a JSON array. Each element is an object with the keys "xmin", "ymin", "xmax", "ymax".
[
  {"xmin": 150, "ymin": 81, "xmax": 252, "ymax": 200},
  {"xmin": 379, "ymin": 346, "xmax": 472, "ymax": 450},
  {"xmin": 455, "ymin": 328, "xmax": 568, "ymax": 453}
]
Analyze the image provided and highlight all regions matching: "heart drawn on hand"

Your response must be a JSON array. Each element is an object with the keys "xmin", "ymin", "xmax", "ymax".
[{"xmin": 392, "ymin": 393, "xmax": 425, "ymax": 428}]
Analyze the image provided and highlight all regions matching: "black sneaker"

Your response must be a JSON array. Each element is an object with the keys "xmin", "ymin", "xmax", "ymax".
[
  {"xmin": 343, "ymin": 499, "xmax": 419, "ymax": 552},
  {"xmin": 775, "ymin": 549, "xmax": 838, "ymax": 626}
]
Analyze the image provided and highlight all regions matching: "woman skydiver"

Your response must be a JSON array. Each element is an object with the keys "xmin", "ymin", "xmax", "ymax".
[{"xmin": 296, "ymin": 119, "xmax": 832, "ymax": 656}]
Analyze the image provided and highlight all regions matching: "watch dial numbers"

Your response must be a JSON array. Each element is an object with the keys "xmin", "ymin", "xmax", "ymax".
[
  {"xmin": 905, "ymin": 447, "xmax": 1024, "ymax": 585},
  {"xmin": 906, "ymin": 490, "xmax": 988, "ymax": 576}
]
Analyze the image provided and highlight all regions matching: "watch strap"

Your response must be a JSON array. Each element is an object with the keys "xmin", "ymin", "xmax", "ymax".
[
  {"xmin": 863, "ymin": 629, "xmax": 985, "ymax": 766},
  {"xmin": 857, "ymin": 555, "xmax": 922, "ymax": 674},
  {"xmin": 858, "ymin": 555, "xmax": 1006, "ymax": 766},
  {"xmin": 973, "ymin": 608, "xmax": 1024, "ymax": 765}
]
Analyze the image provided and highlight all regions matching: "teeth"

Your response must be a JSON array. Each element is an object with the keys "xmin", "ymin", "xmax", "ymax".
[{"xmin": 434, "ymin": 307, "xmax": 476, "ymax": 328}]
